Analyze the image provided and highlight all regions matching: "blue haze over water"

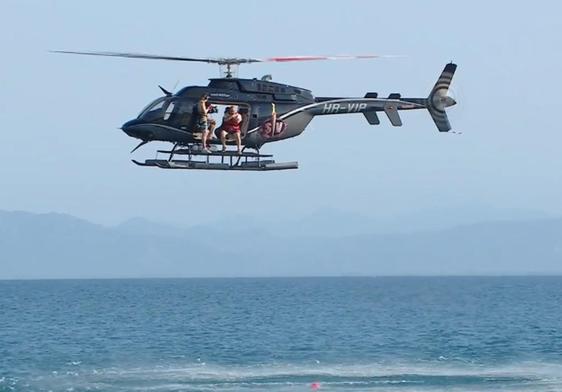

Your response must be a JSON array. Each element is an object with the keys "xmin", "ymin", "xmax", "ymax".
[{"xmin": 1, "ymin": 277, "xmax": 562, "ymax": 391}]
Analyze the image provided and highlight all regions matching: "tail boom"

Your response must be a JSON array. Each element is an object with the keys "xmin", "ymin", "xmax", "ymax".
[
  {"xmin": 245, "ymin": 63, "xmax": 458, "ymax": 141},
  {"xmin": 309, "ymin": 63, "xmax": 457, "ymax": 132}
]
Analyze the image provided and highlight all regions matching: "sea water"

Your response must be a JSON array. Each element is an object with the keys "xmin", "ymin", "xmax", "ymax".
[{"xmin": 1, "ymin": 277, "xmax": 562, "ymax": 391}]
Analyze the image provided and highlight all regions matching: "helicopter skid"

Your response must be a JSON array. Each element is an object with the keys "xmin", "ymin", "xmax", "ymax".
[
  {"xmin": 131, "ymin": 144, "xmax": 297, "ymax": 171},
  {"xmin": 132, "ymin": 159, "xmax": 298, "ymax": 171}
]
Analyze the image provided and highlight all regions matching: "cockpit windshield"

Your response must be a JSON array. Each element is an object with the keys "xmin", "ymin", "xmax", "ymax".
[
  {"xmin": 138, "ymin": 97, "xmax": 168, "ymax": 120},
  {"xmin": 137, "ymin": 97, "xmax": 193, "ymax": 128}
]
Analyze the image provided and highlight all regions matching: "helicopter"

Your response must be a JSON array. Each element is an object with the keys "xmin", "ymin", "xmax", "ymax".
[{"xmin": 52, "ymin": 51, "xmax": 458, "ymax": 171}]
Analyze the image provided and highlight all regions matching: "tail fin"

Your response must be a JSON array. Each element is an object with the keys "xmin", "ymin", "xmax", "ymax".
[{"xmin": 428, "ymin": 63, "xmax": 457, "ymax": 132}]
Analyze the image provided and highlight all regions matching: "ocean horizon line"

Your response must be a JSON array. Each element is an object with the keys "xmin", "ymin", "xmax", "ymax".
[{"xmin": 2, "ymin": 274, "xmax": 562, "ymax": 282}]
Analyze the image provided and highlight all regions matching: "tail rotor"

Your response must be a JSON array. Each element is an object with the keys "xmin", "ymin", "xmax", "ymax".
[{"xmin": 427, "ymin": 63, "xmax": 457, "ymax": 132}]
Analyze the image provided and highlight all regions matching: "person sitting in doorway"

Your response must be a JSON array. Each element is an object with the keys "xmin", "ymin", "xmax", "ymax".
[{"xmin": 220, "ymin": 105, "xmax": 242, "ymax": 154}]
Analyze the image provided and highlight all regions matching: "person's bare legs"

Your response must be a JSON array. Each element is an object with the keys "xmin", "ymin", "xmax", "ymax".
[
  {"xmin": 207, "ymin": 121, "xmax": 217, "ymax": 145},
  {"xmin": 202, "ymin": 130, "xmax": 211, "ymax": 153},
  {"xmin": 205, "ymin": 124, "xmax": 216, "ymax": 149},
  {"xmin": 235, "ymin": 133, "xmax": 242, "ymax": 154},
  {"xmin": 220, "ymin": 130, "xmax": 227, "ymax": 151}
]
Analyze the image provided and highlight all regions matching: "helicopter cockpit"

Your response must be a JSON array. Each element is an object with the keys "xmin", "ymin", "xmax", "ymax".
[
  {"xmin": 138, "ymin": 97, "xmax": 169, "ymax": 121},
  {"xmin": 136, "ymin": 97, "xmax": 195, "ymax": 129}
]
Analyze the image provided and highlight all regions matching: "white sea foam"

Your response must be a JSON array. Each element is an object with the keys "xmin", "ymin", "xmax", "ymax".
[
  {"xmin": 96, "ymin": 361, "xmax": 562, "ymax": 380},
  {"xmin": 10, "ymin": 361, "xmax": 562, "ymax": 391}
]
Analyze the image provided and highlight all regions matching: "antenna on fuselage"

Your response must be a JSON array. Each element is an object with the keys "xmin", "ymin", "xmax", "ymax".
[{"xmin": 158, "ymin": 85, "xmax": 172, "ymax": 97}]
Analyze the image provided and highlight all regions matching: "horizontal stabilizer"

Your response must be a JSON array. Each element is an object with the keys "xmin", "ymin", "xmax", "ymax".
[
  {"xmin": 384, "ymin": 105, "xmax": 402, "ymax": 126},
  {"xmin": 363, "ymin": 111, "xmax": 380, "ymax": 125}
]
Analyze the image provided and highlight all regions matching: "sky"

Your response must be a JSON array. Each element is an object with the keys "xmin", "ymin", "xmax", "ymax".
[{"xmin": 1, "ymin": 0, "xmax": 561, "ymax": 227}]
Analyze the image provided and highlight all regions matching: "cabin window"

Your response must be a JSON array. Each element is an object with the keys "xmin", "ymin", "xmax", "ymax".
[
  {"xmin": 176, "ymin": 100, "xmax": 194, "ymax": 129},
  {"xmin": 163, "ymin": 101, "xmax": 175, "ymax": 120}
]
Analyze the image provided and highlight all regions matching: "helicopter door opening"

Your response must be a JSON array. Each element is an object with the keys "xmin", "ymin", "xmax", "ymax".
[{"xmin": 208, "ymin": 102, "xmax": 250, "ymax": 138}]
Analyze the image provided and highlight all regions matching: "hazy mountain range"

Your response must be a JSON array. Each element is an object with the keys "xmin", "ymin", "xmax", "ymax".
[{"xmin": 0, "ymin": 210, "xmax": 561, "ymax": 279}]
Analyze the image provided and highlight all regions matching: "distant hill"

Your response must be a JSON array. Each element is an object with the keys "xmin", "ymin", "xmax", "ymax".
[{"xmin": 0, "ymin": 210, "xmax": 561, "ymax": 279}]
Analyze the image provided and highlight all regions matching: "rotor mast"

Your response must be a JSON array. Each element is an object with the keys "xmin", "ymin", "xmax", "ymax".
[{"xmin": 219, "ymin": 62, "xmax": 240, "ymax": 78}]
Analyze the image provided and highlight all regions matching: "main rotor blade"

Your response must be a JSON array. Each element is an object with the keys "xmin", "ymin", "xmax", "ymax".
[
  {"xmin": 50, "ymin": 50, "xmax": 261, "ymax": 65},
  {"xmin": 51, "ymin": 50, "xmax": 402, "ymax": 66},
  {"xmin": 258, "ymin": 54, "xmax": 403, "ymax": 62}
]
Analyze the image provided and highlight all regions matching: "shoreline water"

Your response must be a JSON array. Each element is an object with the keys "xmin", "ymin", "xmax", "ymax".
[{"xmin": 2, "ymin": 276, "xmax": 561, "ymax": 391}]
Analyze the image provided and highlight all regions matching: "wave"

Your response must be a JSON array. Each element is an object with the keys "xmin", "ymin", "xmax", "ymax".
[{"xmin": 3, "ymin": 361, "xmax": 562, "ymax": 391}]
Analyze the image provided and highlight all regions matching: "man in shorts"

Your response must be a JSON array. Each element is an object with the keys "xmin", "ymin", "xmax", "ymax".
[{"xmin": 195, "ymin": 94, "xmax": 215, "ymax": 153}]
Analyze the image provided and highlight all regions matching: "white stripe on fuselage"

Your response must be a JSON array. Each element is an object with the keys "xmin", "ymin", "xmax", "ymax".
[{"xmin": 246, "ymin": 98, "xmax": 421, "ymax": 134}]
